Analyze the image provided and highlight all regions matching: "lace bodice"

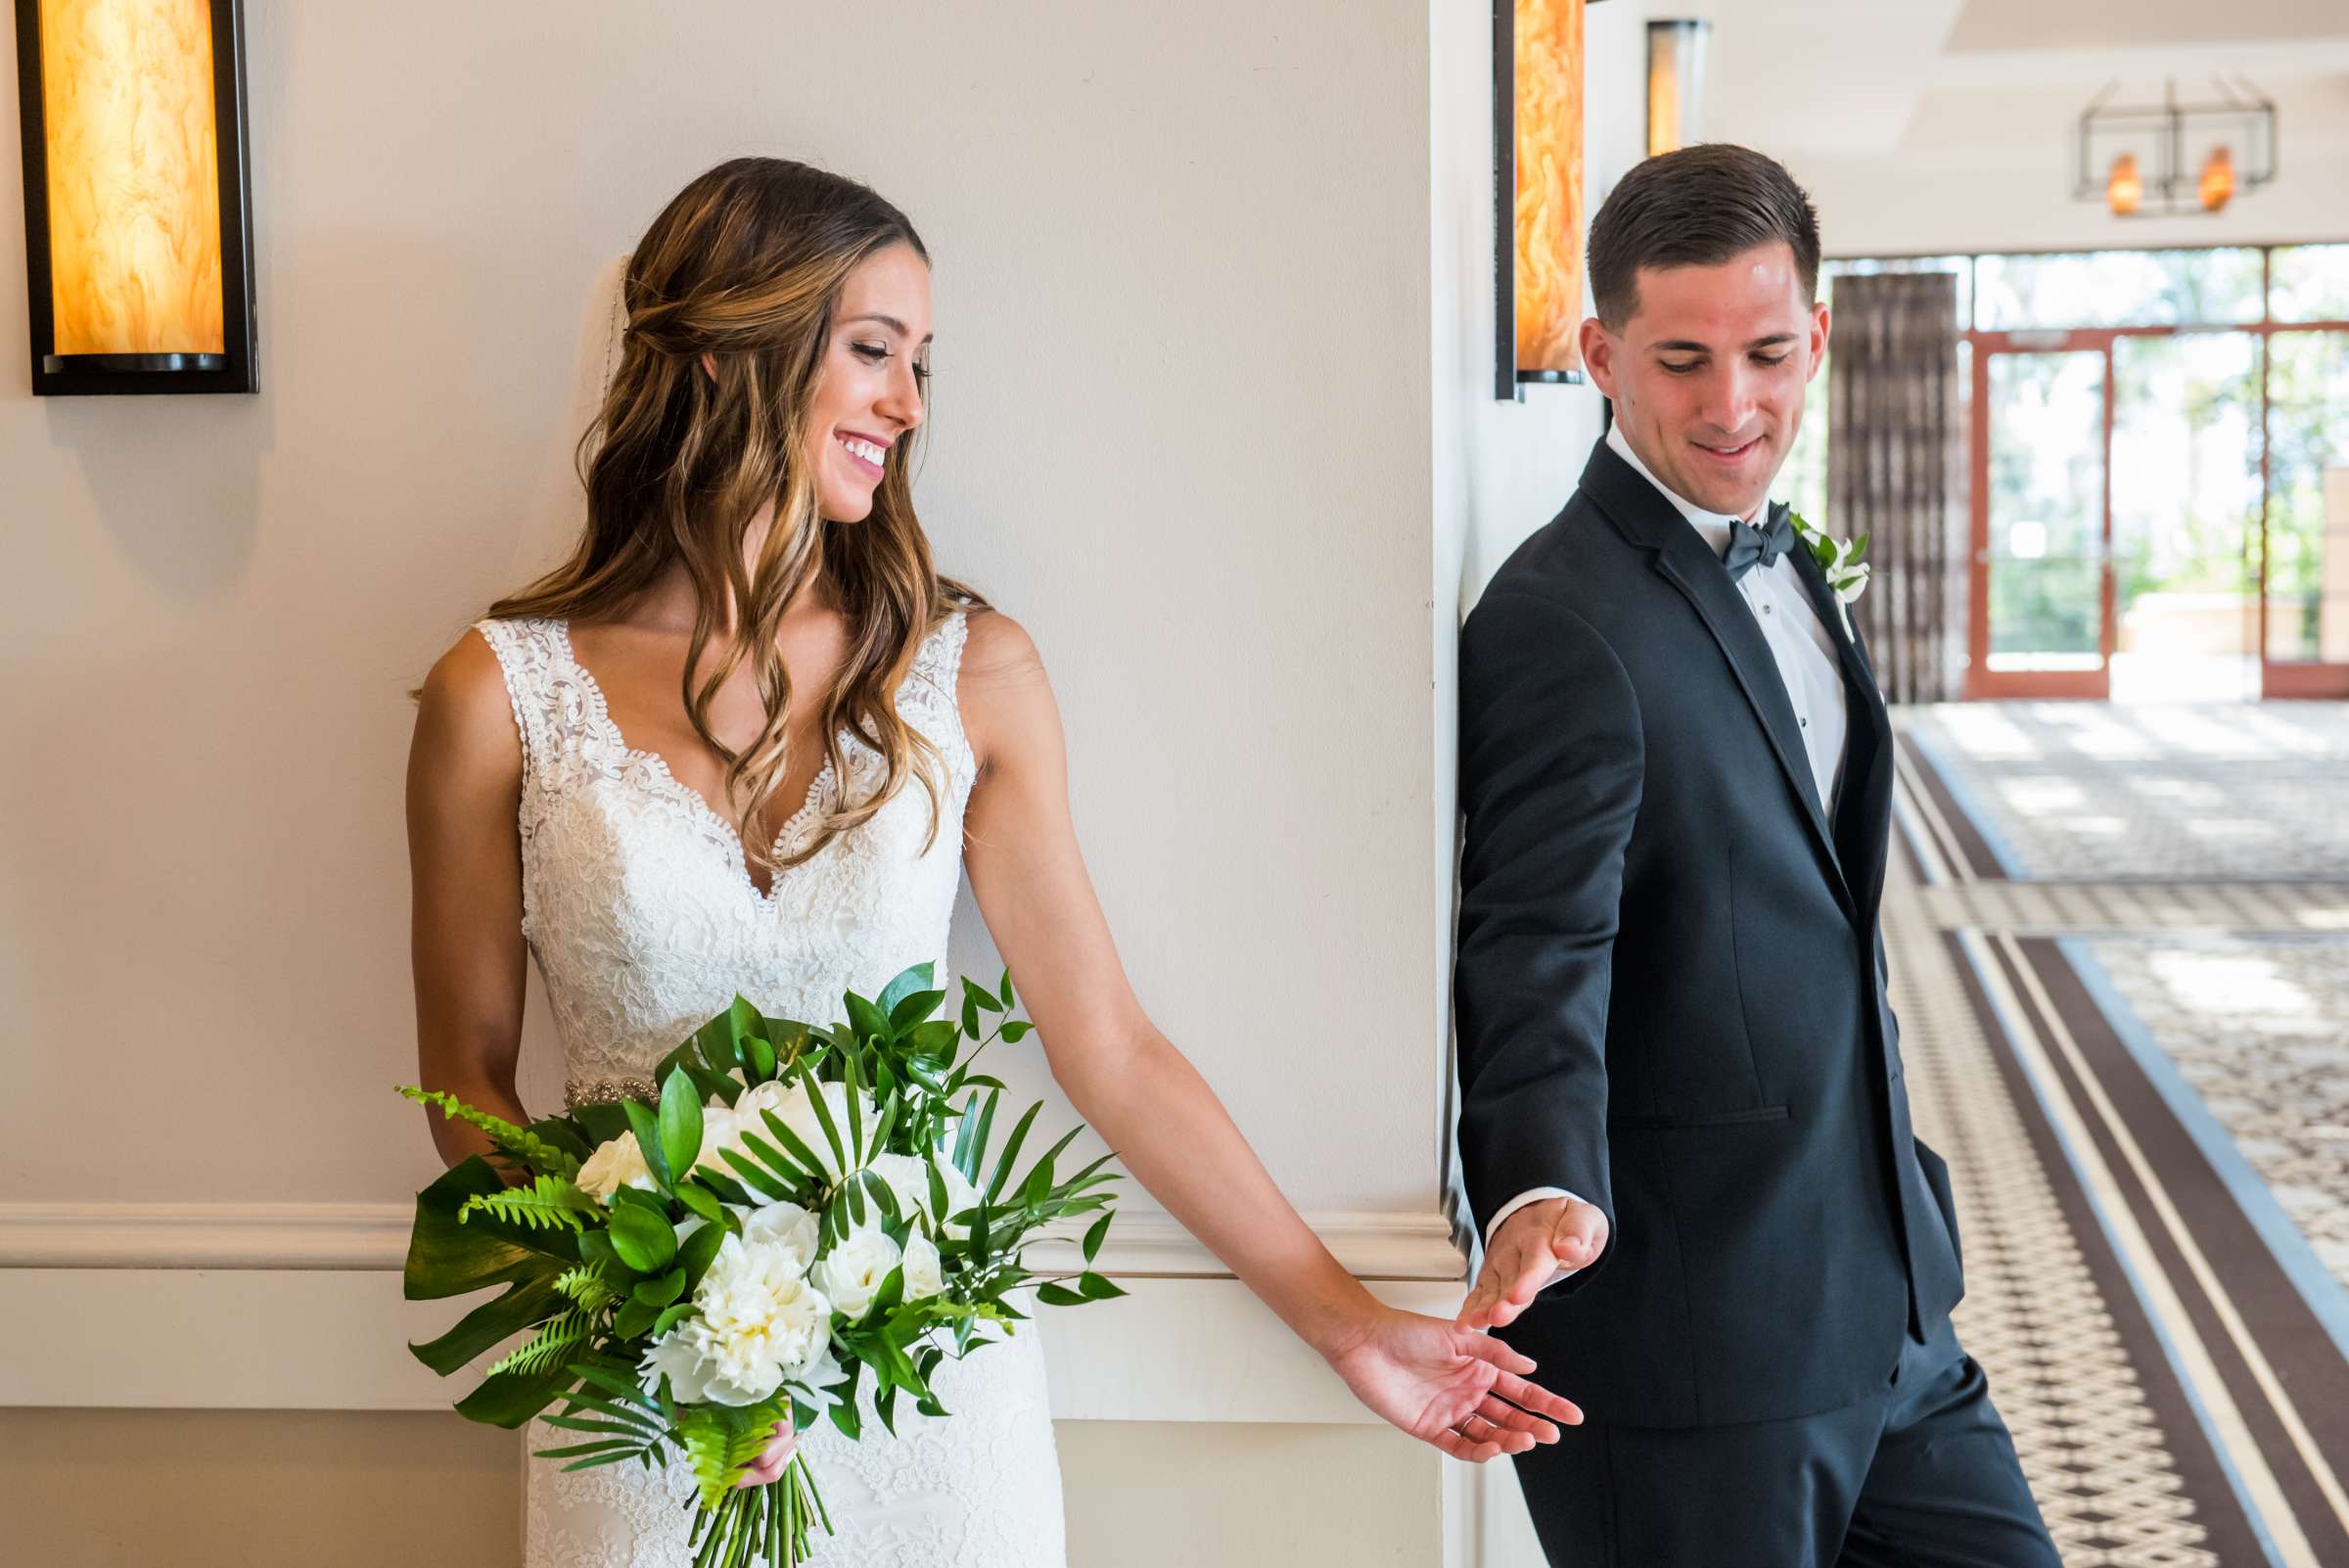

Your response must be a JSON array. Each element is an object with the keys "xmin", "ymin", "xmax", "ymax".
[
  {"xmin": 476, "ymin": 613, "xmax": 977, "ymax": 1107},
  {"xmin": 478, "ymin": 610, "xmax": 1068, "ymax": 1567}
]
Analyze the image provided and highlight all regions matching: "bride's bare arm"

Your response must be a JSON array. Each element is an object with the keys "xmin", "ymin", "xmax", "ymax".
[
  {"xmin": 406, "ymin": 630, "xmax": 534, "ymax": 1175},
  {"xmin": 953, "ymin": 611, "xmax": 1380, "ymax": 1355},
  {"xmin": 955, "ymin": 612, "xmax": 1581, "ymax": 1460}
]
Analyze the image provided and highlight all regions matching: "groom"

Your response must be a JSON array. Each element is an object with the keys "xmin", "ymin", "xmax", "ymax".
[{"xmin": 1451, "ymin": 145, "xmax": 2057, "ymax": 1566}]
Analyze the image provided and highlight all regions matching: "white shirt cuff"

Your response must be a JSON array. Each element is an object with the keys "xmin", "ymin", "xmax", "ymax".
[{"xmin": 1486, "ymin": 1187, "xmax": 1589, "ymax": 1291}]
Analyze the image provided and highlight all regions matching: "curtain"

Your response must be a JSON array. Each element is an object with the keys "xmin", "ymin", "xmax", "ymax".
[{"xmin": 1827, "ymin": 271, "xmax": 1963, "ymax": 705}]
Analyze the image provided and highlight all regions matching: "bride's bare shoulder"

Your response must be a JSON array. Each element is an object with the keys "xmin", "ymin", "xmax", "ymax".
[
  {"xmin": 955, "ymin": 609, "xmax": 1060, "ymax": 772},
  {"xmin": 959, "ymin": 607, "xmax": 1047, "ymax": 685},
  {"xmin": 411, "ymin": 626, "xmax": 522, "ymax": 783}
]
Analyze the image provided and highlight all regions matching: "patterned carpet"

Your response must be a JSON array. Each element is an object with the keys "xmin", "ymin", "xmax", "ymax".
[{"xmin": 1889, "ymin": 704, "xmax": 2349, "ymax": 1568}]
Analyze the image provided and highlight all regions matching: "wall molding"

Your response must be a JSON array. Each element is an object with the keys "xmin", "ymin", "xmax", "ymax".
[
  {"xmin": 0, "ymin": 1204, "xmax": 1468, "ymax": 1421},
  {"xmin": 0, "ymin": 1201, "xmax": 1466, "ymax": 1281}
]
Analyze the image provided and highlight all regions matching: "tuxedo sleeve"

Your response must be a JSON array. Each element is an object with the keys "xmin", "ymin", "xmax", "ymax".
[{"xmin": 1454, "ymin": 588, "xmax": 1640, "ymax": 1291}]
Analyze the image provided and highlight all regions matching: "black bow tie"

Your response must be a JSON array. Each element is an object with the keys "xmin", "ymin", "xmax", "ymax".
[{"xmin": 1722, "ymin": 508, "xmax": 1796, "ymax": 583}]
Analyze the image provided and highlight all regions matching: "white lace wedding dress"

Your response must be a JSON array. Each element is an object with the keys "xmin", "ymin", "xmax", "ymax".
[{"xmin": 475, "ymin": 610, "xmax": 1067, "ymax": 1568}]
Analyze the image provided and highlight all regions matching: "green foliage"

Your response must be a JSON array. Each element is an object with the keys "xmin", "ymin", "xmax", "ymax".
[
  {"xmin": 606, "ymin": 1191, "xmax": 678, "ymax": 1273},
  {"xmin": 487, "ymin": 1307, "xmax": 595, "ymax": 1378},
  {"xmin": 659, "ymin": 1069, "xmax": 706, "ymax": 1186},
  {"xmin": 401, "ymin": 965, "xmax": 1120, "ymax": 1555},
  {"xmin": 676, "ymin": 1401, "xmax": 791, "ymax": 1513},
  {"xmin": 403, "ymin": 1156, "xmax": 576, "ymax": 1304},
  {"xmin": 397, "ymin": 1085, "xmax": 581, "ymax": 1179},
  {"xmin": 551, "ymin": 1264, "xmax": 621, "ymax": 1314},
  {"xmin": 459, "ymin": 1175, "xmax": 602, "ymax": 1233}
]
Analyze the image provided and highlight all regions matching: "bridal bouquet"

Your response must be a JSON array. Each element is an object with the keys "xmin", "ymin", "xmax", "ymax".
[{"xmin": 397, "ymin": 964, "xmax": 1121, "ymax": 1568}]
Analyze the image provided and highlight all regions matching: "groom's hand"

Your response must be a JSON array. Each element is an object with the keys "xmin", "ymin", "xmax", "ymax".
[{"xmin": 1458, "ymin": 1197, "xmax": 1609, "ymax": 1331}]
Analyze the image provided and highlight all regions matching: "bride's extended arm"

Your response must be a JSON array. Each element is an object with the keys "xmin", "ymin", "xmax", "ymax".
[{"xmin": 954, "ymin": 613, "xmax": 1579, "ymax": 1460}]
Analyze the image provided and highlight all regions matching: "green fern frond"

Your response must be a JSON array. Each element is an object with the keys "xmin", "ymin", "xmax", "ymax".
[
  {"xmin": 398, "ymin": 1085, "xmax": 582, "ymax": 1178},
  {"xmin": 487, "ymin": 1307, "xmax": 594, "ymax": 1378},
  {"xmin": 678, "ymin": 1408, "xmax": 737, "ymax": 1512},
  {"xmin": 459, "ymin": 1175, "xmax": 602, "ymax": 1232},
  {"xmin": 552, "ymin": 1263, "xmax": 622, "ymax": 1313},
  {"xmin": 675, "ymin": 1406, "xmax": 790, "ymax": 1512}
]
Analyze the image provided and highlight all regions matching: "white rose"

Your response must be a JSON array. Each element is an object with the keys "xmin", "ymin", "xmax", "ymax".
[
  {"xmin": 576, "ymin": 1131, "xmax": 659, "ymax": 1199},
  {"xmin": 930, "ymin": 1157, "xmax": 983, "ymax": 1241},
  {"xmin": 687, "ymin": 1104, "xmax": 750, "ymax": 1180},
  {"xmin": 812, "ymin": 1224, "xmax": 903, "ymax": 1319},
  {"xmin": 866, "ymin": 1152, "xmax": 931, "ymax": 1224},
  {"xmin": 734, "ymin": 1079, "xmax": 793, "ymax": 1119},
  {"xmin": 900, "ymin": 1231, "xmax": 944, "ymax": 1301},
  {"xmin": 767, "ymin": 1080, "xmax": 879, "ymax": 1181}
]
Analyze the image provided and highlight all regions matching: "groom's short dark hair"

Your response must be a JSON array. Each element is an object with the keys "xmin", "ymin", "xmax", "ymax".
[{"xmin": 1588, "ymin": 145, "xmax": 1820, "ymax": 330}]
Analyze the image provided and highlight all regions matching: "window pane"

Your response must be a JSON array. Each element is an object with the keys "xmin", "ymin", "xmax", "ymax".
[
  {"xmin": 1987, "ymin": 350, "xmax": 2106, "ymax": 670},
  {"xmin": 2265, "ymin": 331, "xmax": 2349, "ymax": 663},
  {"xmin": 1976, "ymin": 249, "xmax": 2263, "ymax": 329},
  {"xmin": 2271, "ymin": 245, "xmax": 2349, "ymax": 324},
  {"xmin": 2112, "ymin": 334, "xmax": 2260, "ymax": 700}
]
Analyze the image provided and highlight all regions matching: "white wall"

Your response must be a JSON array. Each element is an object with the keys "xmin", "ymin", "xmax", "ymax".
[
  {"xmin": 2, "ymin": 0, "xmax": 1453, "ymax": 1558},
  {"xmin": 2, "ymin": 0, "xmax": 1437, "ymax": 1220}
]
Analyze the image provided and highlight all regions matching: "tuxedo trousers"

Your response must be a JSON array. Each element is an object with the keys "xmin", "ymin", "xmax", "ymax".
[{"xmin": 1507, "ymin": 1318, "xmax": 2058, "ymax": 1568}]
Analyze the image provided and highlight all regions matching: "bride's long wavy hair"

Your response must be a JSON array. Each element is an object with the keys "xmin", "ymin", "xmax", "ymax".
[{"xmin": 488, "ymin": 158, "xmax": 982, "ymax": 876}]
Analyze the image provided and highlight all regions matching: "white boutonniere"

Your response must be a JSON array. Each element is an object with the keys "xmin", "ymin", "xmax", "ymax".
[{"xmin": 1786, "ymin": 511, "xmax": 1869, "ymax": 638}]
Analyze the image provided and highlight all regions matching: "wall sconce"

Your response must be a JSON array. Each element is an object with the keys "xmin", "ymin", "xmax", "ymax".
[
  {"xmin": 1494, "ymin": 0, "xmax": 1596, "ymax": 401},
  {"xmin": 14, "ymin": 0, "xmax": 256, "ymax": 395},
  {"xmin": 1646, "ymin": 20, "xmax": 1710, "ymax": 160}
]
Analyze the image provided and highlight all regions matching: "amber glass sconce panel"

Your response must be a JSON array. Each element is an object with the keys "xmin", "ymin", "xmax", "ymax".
[
  {"xmin": 1646, "ymin": 20, "xmax": 1709, "ymax": 160},
  {"xmin": 1494, "ymin": 0, "xmax": 1590, "ymax": 399},
  {"xmin": 15, "ymin": 0, "xmax": 255, "ymax": 394}
]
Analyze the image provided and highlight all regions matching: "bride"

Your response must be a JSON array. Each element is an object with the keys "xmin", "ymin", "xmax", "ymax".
[{"xmin": 407, "ymin": 157, "xmax": 1575, "ymax": 1566}]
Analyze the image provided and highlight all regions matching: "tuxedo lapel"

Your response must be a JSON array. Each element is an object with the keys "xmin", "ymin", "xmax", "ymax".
[
  {"xmin": 1785, "ymin": 530, "xmax": 1895, "ymax": 922},
  {"xmin": 1578, "ymin": 441, "xmax": 1856, "ymax": 919}
]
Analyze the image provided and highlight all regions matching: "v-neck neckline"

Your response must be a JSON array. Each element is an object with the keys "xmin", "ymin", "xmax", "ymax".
[{"xmin": 550, "ymin": 620, "xmax": 837, "ymax": 900}]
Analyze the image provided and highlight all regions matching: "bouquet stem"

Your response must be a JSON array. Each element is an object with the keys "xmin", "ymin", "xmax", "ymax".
[{"xmin": 688, "ymin": 1455, "xmax": 828, "ymax": 1568}]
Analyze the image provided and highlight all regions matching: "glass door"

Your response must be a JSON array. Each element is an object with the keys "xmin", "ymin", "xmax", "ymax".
[
  {"xmin": 1970, "ymin": 342, "xmax": 2113, "ymax": 698},
  {"xmin": 2263, "ymin": 329, "xmax": 2349, "ymax": 695}
]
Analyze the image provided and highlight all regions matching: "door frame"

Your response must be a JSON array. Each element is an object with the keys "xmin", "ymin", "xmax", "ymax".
[
  {"xmin": 1961, "ymin": 306, "xmax": 2349, "ymax": 701},
  {"xmin": 1967, "ymin": 330, "xmax": 2120, "ymax": 701}
]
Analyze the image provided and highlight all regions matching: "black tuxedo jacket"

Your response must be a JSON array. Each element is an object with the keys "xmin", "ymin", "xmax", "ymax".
[{"xmin": 1454, "ymin": 437, "xmax": 1965, "ymax": 1428}]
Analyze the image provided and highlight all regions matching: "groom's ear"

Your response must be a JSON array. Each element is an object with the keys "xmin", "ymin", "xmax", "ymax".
[
  {"xmin": 1806, "ymin": 300, "xmax": 1830, "ymax": 382},
  {"xmin": 1580, "ymin": 316, "xmax": 1618, "ymax": 399}
]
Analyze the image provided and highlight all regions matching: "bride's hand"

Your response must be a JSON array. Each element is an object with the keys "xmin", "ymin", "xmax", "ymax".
[
  {"xmin": 1323, "ymin": 1305, "xmax": 1582, "ymax": 1461},
  {"xmin": 733, "ymin": 1419, "xmax": 799, "ymax": 1489}
]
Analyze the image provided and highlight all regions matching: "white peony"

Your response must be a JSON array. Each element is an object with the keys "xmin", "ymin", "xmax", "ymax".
[
  {"xmin": 638, "ymin": 1231, "xmax": 834, "ymax": 1407},
  {"xmin": 576, "ymin": 1131, "xmax": 659, "ymax": 1199},
  {"xmin": 813, "ymin": 1224, "xmax": 903, "ymax": 1319},
  {"xmin": 900, "ymin": 1231, "xmax": 944, "ymax": 1301},
  {"xmin": 739, "ymin": 1201, "xmax": 820, "ymax": 1276}
]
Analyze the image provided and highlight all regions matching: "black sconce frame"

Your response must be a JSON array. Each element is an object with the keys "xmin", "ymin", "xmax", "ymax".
[
  {"xmin": 1493, "ymin": 0, "xmax": 1610, "ymax": 402},
  {"xmin": 15, "ymin": 0, "xmax": 257, "ymax": 395}
]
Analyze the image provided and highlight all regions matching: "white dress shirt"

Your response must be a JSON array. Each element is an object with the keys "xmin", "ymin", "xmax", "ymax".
[{"xmin": 1481, "ymin": 422, "xmax": 1851, "ymax": 1280}]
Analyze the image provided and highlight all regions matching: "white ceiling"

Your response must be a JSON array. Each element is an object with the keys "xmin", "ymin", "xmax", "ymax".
[{"xmin": 1702, "ymin": 0, "xmax": 2349, "ymax": 158}]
